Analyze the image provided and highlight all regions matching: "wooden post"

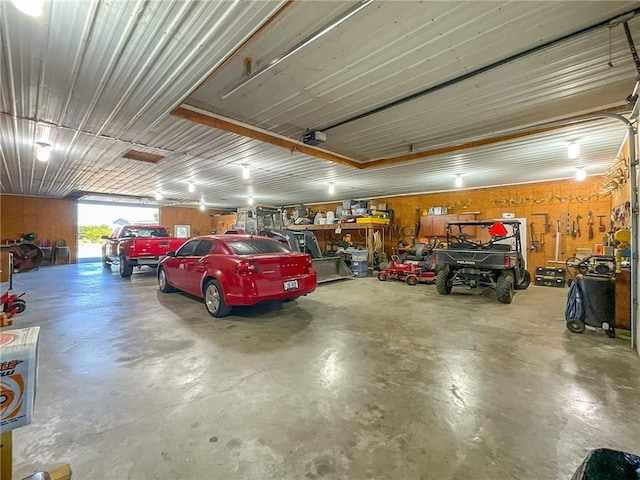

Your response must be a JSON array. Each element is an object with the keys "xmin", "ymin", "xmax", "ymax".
[{"xmin": 0, "ymin": 430, "xmax": 12, "ymax": 480}]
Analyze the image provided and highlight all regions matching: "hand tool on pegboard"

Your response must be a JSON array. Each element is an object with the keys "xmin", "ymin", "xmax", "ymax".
[
  {"xmin": 598, "ymin": 215, "xmax": 606, "ymax": 232},
  {"xmin": 530, "ymin": 222, "xmax": 539, "ymax": 252},
  {"xmin": 576, "ymin": 214, "xmax": 582, "ymax": 238},
  {"xmin": 587, "ymin": 211, "xmax": 594, "ymax": 240},
  {"xmin": 555, "ymin": 219, "xmax": 561, "ymax": 261}
]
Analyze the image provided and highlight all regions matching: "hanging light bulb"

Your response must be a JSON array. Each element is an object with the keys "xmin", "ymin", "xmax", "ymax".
[
  {"xmin": 188, "ymin": 181, "xmax": 195, "ymax": 193},
  {"xmin": 242, "ymin": 165, "xmax": 250, "ymax": 179},
  {"xmin": 155, "ymin": 192, "xmax": 163, "ymax": 201},
  {"xmin": 454, "ymin": 175, "xmax": 463, "ymax": 188},
  {"xmin": 199, "ymin": 202, "xmax": 206, "ymax": 211},
  {"xmin": 35, "ymin": 142, "xmax": 52, "ymax": 162},
  {"xmin": 248, "ymin": 196, "xmax": 254, "ymax": 205},
  {"xmin": 576, "ymin": 167, "xmax": 586, "ymax": 181},
  {"xmin": 328, "ymin": 182, "xmax": 335, "ymax": 194},
  {"xmin": 568, "ymin": 141, "xmax": 580, "ymax": 159},
  {"xmin": 10, "ymin": 0, "xmax": 43, "ymax": 17}
]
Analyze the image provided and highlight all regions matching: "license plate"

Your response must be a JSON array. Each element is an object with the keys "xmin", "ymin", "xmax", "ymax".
[{"xmin": 283, "ymin": 280, "xmax": 298, "ymax": 291}]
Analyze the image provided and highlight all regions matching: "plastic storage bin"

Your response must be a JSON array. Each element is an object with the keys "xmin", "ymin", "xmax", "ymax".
[
  {"xmin": 351, "ymin": 249, "xmax": 368, "ymax": 262},
  {"xmin": 352, "ymin": 260, "xmax": 369, "ymax": 277}
]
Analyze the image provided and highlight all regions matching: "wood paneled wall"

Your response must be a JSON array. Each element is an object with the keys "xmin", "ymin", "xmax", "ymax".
[
  {"xmin": 159, "ymin": 206, "xmax": 216, "ymax": 237},
  {"xmin": 0, "ymin": 195, "xmax": 77, "ymax": 262},
  {"xmin": 306, "ymin": 176, "xmax": 612, "ymax": 274}
]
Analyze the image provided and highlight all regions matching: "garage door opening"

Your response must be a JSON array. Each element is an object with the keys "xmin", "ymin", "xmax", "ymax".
[{"xmin": 77, "ymin": 203, "xmax": 159, "ymax": 262}]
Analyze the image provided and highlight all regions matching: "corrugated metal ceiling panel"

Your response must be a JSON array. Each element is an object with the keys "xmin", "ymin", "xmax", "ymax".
[{"xmin": 188, "ymin": 1, "xmax": 639, "ymax": 160}]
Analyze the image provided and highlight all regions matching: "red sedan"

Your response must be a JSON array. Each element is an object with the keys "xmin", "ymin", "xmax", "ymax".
[{"xmin": 157, "ymin": 235, "xmax": 317, "ymax": 317}]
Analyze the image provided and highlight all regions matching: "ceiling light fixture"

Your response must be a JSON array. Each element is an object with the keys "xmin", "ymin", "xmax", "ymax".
[
  {"xmin": 188, "ymin": 181, "xmax": 195, "ymax": 193},
  {"xmin": 10, "ymin": 0, "xmax": 43, "ymax": 17},
  {"xmin": 455, "ymin": 175, "xmax": 463, "ymax": 188},
  {"xmin": 248, "ymin": 195, "xmax": 254, "ymax": 205},
  {"xmin": 155, "ymin": 192, "xmax": 163, "ymax": 201},
  {"xmin": 199, "ymin": 202, "xmax": 206, "ymax": 211},
  {"xmin": 328, "ymin": 182, "xmax": 335, "ymax": 194},
  {"xmin": 576, "ymin": 167, "xmax": 587, "ymax": 181},
  {"xmin": 242, "ymin": 165, "xmax": 250, "ymax": 179},
  {"xmin": 568, "ymin": 141, "xmax": 580, "ymax": 159},
  {"xmin": 35, "ymin": 142, "xmax": 52, "ymax": 162}
]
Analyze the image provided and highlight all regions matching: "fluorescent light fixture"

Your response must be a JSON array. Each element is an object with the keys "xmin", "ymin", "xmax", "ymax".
[
  {"xmin": 155, "ymin": 192, "xmax": 163, "ymax": 201},
  {"xmin": 248, "ymin": 196, "xmax": 254, "ymax": 205},
  {"xmin": 242, "ymin": 165, "xmax": 250, "ymax": 179},
  {"xmin": 328, "ymin": 182, "xmax": 335, "ymax": 194},
  {"xmin": 576, "ymin": 168, "xmax": 586, "ymax": 181},
  {"xmin": 35, "ymin": 142, "xmax": 52, "ymax": 162},
  {"xmin": 10, "ymin": 0, "xmax": 43, "ymax": 17},
  {"xmin": 199, "ymin": 202, "xmax": 206, "ymax": 211},
  {"xmin": 568, "ymin": 141, "xmax": 580, "ymax": 159},
  {"xmin": 455, "ymin": 175, "xmax": 463, "ymax": 188},
  {"xmin": 188, "ymin": 181, "xmax": 195, "ymax": 193}
]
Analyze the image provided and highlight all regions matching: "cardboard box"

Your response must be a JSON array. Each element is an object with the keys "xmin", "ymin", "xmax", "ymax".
[{"xmin": 1, "ymin": 327, "xmax": 40, "ymax": 432}]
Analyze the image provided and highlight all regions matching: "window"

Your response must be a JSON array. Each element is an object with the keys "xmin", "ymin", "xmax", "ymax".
[
  {"xmin": 194, "ymin": 240, "xmax": 214, "ymax": 257},
  {"xmin": 226, "ymin": 238, "xmax": 291, "ymax": 255},
  {"xmin": 176, "ymin": 240, "xmax": 199, "ymax": 257}
]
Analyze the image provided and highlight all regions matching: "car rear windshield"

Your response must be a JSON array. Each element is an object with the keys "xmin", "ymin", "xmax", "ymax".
[{"xmin": 226, "ymin": 238, "xmax": 292, "ymax": 255}]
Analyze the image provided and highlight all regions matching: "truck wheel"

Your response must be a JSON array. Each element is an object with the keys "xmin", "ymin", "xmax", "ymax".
[
  {"xmin": 119, "ymin": 253, "xmax": 133, "ymax": 278},
  {"xmin": 204, "ymin": 279, "xmax": 232, "ymax": 318},
  {"xmin": 566, "ymin": 319, "xmax": 586, "ymax": 333},
  {"xmin": 436, "ymin": 268, "xmax": 453, "ymax": 295},
  {"xmin": 102, "ymin": 255, "xmax": 111, "ymax": 269},
  {"xmin": 158, "ymin": 267, "xmax": 177, "ymax": 293},
  {"xmin": 496, "ymin": 271, "xmax": 514, "ymax": 304},
  {"xmin": 515, "ymin": 270, "xmax": 531, "ymax": 290}
]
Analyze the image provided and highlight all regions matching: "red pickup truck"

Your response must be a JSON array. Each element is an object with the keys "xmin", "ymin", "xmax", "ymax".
[{"xmin": 102, "ymin": 225, "xmax": 186, "ymax": 277}]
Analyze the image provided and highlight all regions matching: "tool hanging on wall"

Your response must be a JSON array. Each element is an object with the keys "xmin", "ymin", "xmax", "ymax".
[
  {"xmin": 555, "ymin": 220, "xmax": 561, "ymax": 261},
  {"xmin": 572, "ymin": 221, "xmax": 577, "ymax": 238},
  {"xmin": 530, "ymin": 222, "xmax": 539, "ymax": 252},
  {"xmin": 598, "ymin": 215, "xmax": 606, "ymax": 232},
  {"xmin": 532, "ymin": 213, "xmax": 551, "ymax": 233},
  {"xmin": 587, "ymin": 211, "xmax": 594, "ymax": 240},
  {"xmin": 576, "ymin": 214, "xmax": 582, "ymax": 238}
]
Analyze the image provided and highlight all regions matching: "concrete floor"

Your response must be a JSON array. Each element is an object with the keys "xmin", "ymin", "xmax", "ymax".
[{"xmin": 6, "ymin": 263, "xmax": 640, "ymax": 479}]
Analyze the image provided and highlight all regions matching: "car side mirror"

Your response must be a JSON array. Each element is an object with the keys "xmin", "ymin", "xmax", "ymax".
[
  {"xmin": 101, "ymin": 235, "xmax": 110, "ymax": 240},
  {"xmin": 166, "ymin": 251, "xmax": 176, "ymax": 257}
]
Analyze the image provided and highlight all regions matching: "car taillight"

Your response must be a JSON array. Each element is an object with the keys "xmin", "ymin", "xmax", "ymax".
[
  {"xmin": 236, "ymin": 260, "xmax": 258, "ymax": 274},
  {"xmin": 305, "ymin": 255, "xmax": 313, "ymax": 268},
  {"xmin": 504, "ymin": 256, "xmax": 511, "ymax": 267}
]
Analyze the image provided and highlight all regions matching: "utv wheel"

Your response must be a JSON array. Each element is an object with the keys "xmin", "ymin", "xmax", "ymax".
[
  {"xmin": 377, "ymin": 272, "xmax": 389, "ymax": 281},
  {"xmin": 566, "ymin": 319, "xmax": 586, "ymax": 333},
  {"xmin": 119, "ymin": 254, "xmax": 133, "ymax": 278},
  {"xmin": 436, "ymin": 269, "xmax": 453, "ymax": 295},
  {"xmin": 158, "ymin": 267, "xmax": 177, "ymax": 293},
  {"xmin": 496, "ymin": 271, "xmax": 514, "ymax": 304},
  {"xmin": 204, "ymin": 279, "xmax": 232, "ymax": 318},
  {"xmin": 406, "ymin": 275, "xmax": 418, "ymax": 286},
  {"xmin": 515, "ymin": 270, "xmax": 531, "ymax": 290}
]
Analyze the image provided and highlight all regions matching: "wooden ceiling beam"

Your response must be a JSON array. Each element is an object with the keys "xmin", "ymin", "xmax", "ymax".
[{"xmin": 172, "ymin": 106, "xmax": 364, "ymax": 169}]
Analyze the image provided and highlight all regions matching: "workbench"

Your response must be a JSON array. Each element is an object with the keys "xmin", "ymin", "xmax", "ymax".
[{"xmin": 286, "ymin": 221, "xmax": 387, "ymax": 264}]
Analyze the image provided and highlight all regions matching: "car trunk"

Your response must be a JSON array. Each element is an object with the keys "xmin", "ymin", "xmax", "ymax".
[{"xmin": 248, "ymin": 253, "xmax": 310, "ymax": 295}]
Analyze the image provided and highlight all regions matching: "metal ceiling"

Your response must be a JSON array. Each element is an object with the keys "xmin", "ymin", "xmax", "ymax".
[{"xmin": 0, "ymin": 0, "xmax": 638, "ymax": 209}]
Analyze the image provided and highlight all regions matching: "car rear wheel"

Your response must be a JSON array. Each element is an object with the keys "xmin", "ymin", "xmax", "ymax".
[
  {"xmin": 496, "ymin": 271, "xmax": 514, "ymax": 304},
  {"xmin": 515, "ymin": 270, "xmax": 531, "ymax": 290},
  {"xmin": 119, "ymin": 253, "xmax": 133, "ymax": 278},
  {"xmin": 436, "ymin": 268, "xmax": 453, "ymax": 295},
  {"xmin": 158, "ymin": 267, "xmax": 177, "ymax": 293},
  {"xmin": 204, "ymin": 279, "xmax": 232, "ymax": 318}
]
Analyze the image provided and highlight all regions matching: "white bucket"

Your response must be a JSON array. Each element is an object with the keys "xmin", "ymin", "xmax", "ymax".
[
  {"xmin": 318, "ymin": 218, "xmax": 327, "ymax": 224},
  {"xmin": 326, "ymin": 211, "xmax": 335, "ymax": 224}
]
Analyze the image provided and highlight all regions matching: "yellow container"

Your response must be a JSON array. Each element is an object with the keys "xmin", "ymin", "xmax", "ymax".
[{"xmin": 356, "ymin": 217, "xmax": 389, "ymax": 225}]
